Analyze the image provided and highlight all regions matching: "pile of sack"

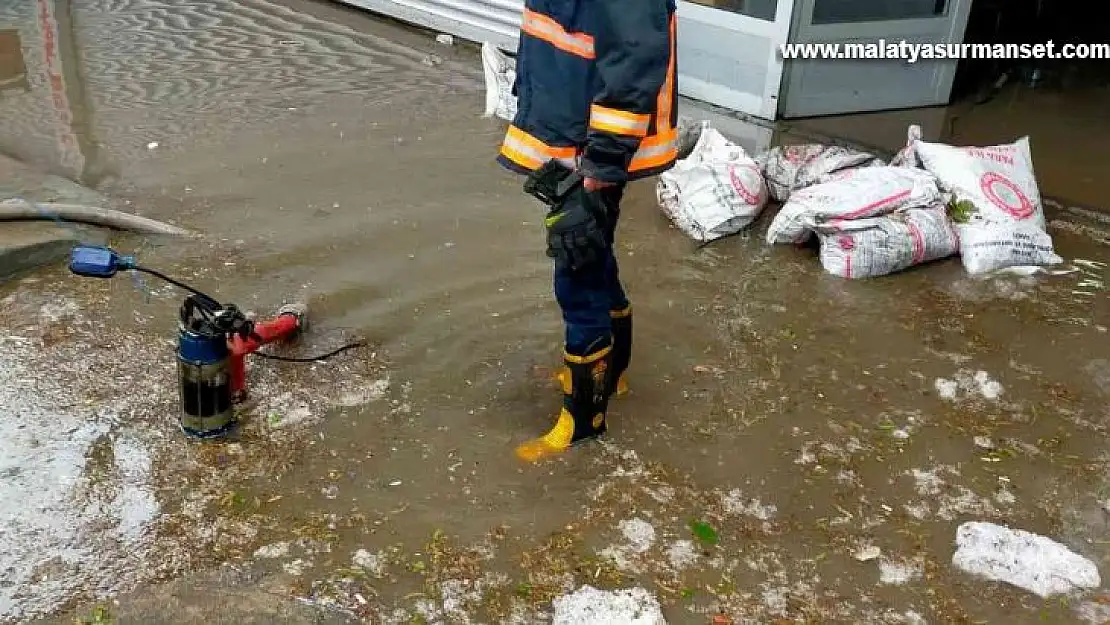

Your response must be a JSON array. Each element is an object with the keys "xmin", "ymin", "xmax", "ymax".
[
  {"xmin": 479, "ymin": 41, "xmax": 1062, "ymax": 279},
  {"xmin": 658, "ymin": 122, "xmax": 1064, "ymax": 279}
]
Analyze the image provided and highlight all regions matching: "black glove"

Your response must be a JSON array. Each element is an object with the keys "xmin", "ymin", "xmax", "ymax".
[{"xmin": 544, "ymin": 186, "xmax": 611, "ymax": 272}]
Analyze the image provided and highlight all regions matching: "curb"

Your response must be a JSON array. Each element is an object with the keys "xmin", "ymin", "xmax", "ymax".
[{"xmin": 0, "ymin": 222, "xmax": 80, "ymax": 283}]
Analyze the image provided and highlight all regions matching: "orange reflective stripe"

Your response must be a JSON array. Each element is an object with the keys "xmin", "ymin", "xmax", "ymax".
[
  {"xmin": 655, "ymin": 15, "xmax": 677, "ymax": 133},
  {"xmin": 630, "ymin": 129, "xmax": 678, "ymax": 172},
  {"xmin": 521, "ymin": 9, "xmax": 595, "ymax": 59},
  {"xmin": 589, "ymin": 104, "xmax": 650, "ymax": 138},
  {"xmin": 500, "ymin": 125, "xmax": 578, "ymax": 170}
]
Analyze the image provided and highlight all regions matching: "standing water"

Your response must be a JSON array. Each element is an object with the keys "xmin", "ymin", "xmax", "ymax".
[{"xmin": 0, "ymin": 1, "xmax": 1109, "ymax": 623}]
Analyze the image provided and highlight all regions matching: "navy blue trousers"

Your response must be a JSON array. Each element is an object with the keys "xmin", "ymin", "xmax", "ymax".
[{"xmin": 553, "ymin": 184, "xmax": 628, "ymax": 357}]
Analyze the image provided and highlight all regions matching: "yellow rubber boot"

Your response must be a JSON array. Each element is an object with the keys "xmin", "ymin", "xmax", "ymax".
[
  {"xmin": 555, "ymin": 367, "xmax": 628, "ymax": 397},
  {"xmin": 516, "ymin": 343, "xmax": 613, "ymax": 463},
  {"xmin": 513, "ymin": 407, "xmax": 577, "ymax": 463},
  {"xmin": 555, "ymin": 306, "xmax": 632, "ymax": 398}
]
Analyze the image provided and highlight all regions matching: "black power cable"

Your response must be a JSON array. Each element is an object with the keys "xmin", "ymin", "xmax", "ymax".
[
  {"xmin": 253, "ymin": 341, "xmax": 368, "ymax": 363},
  {"xmin": 135, "ymin": 265, "xmax": 366, "ymax": 363}
]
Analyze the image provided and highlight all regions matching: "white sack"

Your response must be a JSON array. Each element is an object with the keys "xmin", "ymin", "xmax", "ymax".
[
  {"xmin": 480, "ymin": 42, "xmax": 517, "ymax": 121},
  {"xmin": 756, "ymin": 143, "xmax": 884, "ymax": 202},
  {"xmin": 952, "ymin": 521, "xmax": 1101, "ymax": 598},
  {"xmin": 657, "ymin": 126, "xmax": 768, "ymax": 243},
  {"xmin": 817, "ymin": 204, "xmax": 960, "ymax": 279},
  {"xmin": 914, "ymin": 135, "xmax": 1063, "ymax": 274},
  {"xmin": 765, "ymin": 166, "xmax": 942, "ymax": 245},
  {"xmin": 915, "ymin": 135, "xmax": 1046, "ymax": 230},
  {"xmin": 957, "ymin": 222, "xmax": 1063, "ymax": 275}
]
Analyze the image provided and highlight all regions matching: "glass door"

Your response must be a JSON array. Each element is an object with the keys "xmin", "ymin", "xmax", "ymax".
[
  {"xmin": 675, "ymin": 0, "xmax": 797, "ymax": 120},
  {"xmin": 778, "ymin": 0, "xmax": 973, "ymax": 118}
]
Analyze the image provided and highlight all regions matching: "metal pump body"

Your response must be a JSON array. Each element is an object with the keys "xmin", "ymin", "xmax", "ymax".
[
  {"xmin": 68, "ymin": 245, "xmax": 304, "ymax": 439},
  {"xmin": 178, "ymin": 294, "xmax": 237, "ymax": 438}
]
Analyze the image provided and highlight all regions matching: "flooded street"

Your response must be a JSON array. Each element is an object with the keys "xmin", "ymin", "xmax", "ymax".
[{"xmin": 2, "ymin": 1, "xmax": 1110, "ymax": 624}]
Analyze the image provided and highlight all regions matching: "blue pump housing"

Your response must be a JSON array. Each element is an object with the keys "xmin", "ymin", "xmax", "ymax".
[
  {"xmin": 178, "ymin": 327, "xmax": 229, "ymax": 364},
  {"xmin": 69, "ymin": 245, "xmax": 135, "ymax": 278}
]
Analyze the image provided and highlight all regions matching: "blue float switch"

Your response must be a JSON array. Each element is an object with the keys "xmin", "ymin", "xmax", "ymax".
[{"xmin": 69, "ymin": 245, "xmax": 136, "ymax": 278}]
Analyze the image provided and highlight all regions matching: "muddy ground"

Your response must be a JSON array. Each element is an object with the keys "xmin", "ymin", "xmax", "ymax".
[{"xmin": 2, "ymin": 0, "xmax": 1110, "ymax": 624}]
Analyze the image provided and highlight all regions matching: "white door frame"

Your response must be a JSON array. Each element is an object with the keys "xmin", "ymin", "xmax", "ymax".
[
  {"xmin": 675, "ymin": 0, "xmax": 796, "ymax": 120},
  {"xmin": 781, "ymin": 0, "xmax": 973, "ymax": 116}
]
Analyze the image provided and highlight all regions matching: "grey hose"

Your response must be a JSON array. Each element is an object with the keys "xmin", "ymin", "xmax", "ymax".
[{"xmin": 0, "ymin": 198, "xmax": 191, "ymax": 236}]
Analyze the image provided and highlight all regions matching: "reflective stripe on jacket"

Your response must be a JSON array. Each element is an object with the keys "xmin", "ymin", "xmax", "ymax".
[{"xmin": 497, "ymin": 0, "xmax": 678, "ymax": 184}]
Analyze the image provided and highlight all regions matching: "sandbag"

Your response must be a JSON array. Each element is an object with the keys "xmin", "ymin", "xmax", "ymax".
[
  {"xmin": 956, "ymin": 222, "xmax": 1063, "ymax": 275},
  {"xmin": 480, "ymin": 42, "xmax": 517, "ymax": 121},
  {"xmin": 765, "ymin": 166, "xmax": 942, "ymax": 245},
  {"xmin": 657, "ymin": 126, "xmax": 768, "ymax": 243},
  {"xmin": 817, "ymin": 204, "xmax": 960, "ymax": 279},
  {"xmin": 914, "ymin": 135, "xmax": 1047, "ymax": 231},
  {"xmin": 755, "ymin": 143, "xmax": 884, "ymax": 202},
  {"xmin": 914, "ymin": 136, "xmax": 1062, "ymax": 274}
]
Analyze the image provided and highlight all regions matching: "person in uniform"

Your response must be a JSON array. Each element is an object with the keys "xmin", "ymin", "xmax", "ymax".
[{"xmin": 496, "ymin": 0, "xmax": 679, "ymax": 462}]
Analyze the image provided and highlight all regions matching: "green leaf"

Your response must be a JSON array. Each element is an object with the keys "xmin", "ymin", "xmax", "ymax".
[
  {"xmin": 689, "ymin": 519, "xmax": 719, "ymax": 546},
  {"xmin": 947, "ymin": 198, "xmax": 977, "ymax": 224}
]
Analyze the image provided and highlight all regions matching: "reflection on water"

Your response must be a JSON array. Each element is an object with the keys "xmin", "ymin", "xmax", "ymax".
[{"xmin": 0, "ymin": 0, "xmax": 481, "ymax": 188}]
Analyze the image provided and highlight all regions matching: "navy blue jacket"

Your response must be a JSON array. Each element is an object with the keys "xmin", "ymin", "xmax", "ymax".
[{"xmin": 497, "ymin": 0, "xmax": 679, "ymax": 184}]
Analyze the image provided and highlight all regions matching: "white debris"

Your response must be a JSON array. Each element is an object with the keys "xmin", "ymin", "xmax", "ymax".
[
  {"xmin": 934, "ymin": 370, "xmax": 1004, "ymax": 401},
  {"xmin": 552, "ymin": 585, "xmax": 667, "ymax": 625},
  {"xmin": 352, "ymin": 549, "xmax": 385, "ymax": 577},
  {"xmin": 666, "ymin": 540, "xmax": 699, "ymax": 570},
  {"xmin": 618, "ymin": 518, "xmax": 657, "ymax": 554},
  {"xmin": 146, "ymin": 141, "xmax": 159, "ymax": 149},
  {"xmin": 878, "ymin": 558, "xmax": 924, "ymax": 585},
  {"xmin": 973, "ymin": 436, "xmax": 995, "ymax": 449},
  {"xmin": 909, "ymin": 468, "xmax": 948, "ymax": 496},
  {"xmin": 334, "ymin": 378, "xmax": 390, "ymax": 407},
  {"xmin": 952, "ymin": 521, "xmax": 1101, "ymax": 597},
  {"xmin": 934, "ymin": 377, "xmax": 959, "ymax": 400},
  {"xmin": 722, "ymin": 489, "xmax": 778, "ymax": 521},
  {"xmin": 435, "ymin": 33, "xmax": 454, "ymax": 45},
  {"xmin": 974, "ymin": 371, "xmax": 1004, "ymax": 399},
  {"xmin": 283, "ymin": 559, "xmax": 311, "ymax": 576},
  {"xmin": 854, "ymin": 545, "xmax": 882, "ymax": 562},
  {"xmin": 439, "ymin": 579, "xmax": 482, "ymax": 621},
  {"xmin": 1075, "ymin": 600, "xmax": 1110, "ymax": 624},
  {"xmin": 254, "ymin": 542, "xmax": 291, "ymax": 559}
]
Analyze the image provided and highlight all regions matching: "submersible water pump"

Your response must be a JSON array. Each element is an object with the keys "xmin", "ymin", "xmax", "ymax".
[{"xmin": 68, "ymin": 245, "xmax": 309, "ymax": 438}]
